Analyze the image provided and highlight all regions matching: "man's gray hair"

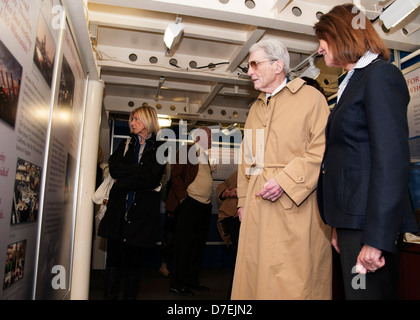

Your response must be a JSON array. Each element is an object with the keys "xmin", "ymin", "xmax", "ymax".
[{"xmin": 249, "ymin": 38, "xmax": 290, "ymax": 75}]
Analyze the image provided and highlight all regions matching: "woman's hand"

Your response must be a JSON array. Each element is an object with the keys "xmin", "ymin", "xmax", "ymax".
[
  {"xmin": 355, "ymin": 245, "xmax": 385, "ymax": 274},
  {"xmin": 331, "ymin": 227, "xmax": 340, "ymax": 253}
]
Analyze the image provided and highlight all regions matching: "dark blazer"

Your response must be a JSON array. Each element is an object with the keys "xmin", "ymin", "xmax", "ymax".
[
  {"xmin": 98, "ymin": 134, "xmax": 166, "ymax": 247},
  {"xmin": 317, "ymin": 57, "xmax": 419, "ymax": 253}
]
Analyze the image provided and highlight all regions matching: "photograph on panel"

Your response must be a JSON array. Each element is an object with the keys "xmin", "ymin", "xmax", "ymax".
[
  {"xmin": 33, "ymin": 13, "xmax": 55, "ymax": 88},
  {"xmin": 0, "ymin": 40, "xmax": 22, "ymax": 128},
  {"xmin": 3, "ymin": 239, "xmax": 26, "ymax": 290},
  {"xmin": 10, "ymin": 158, "xmax": 42, "ymax": 225},
  {"xmin": 57, "ymin": 56, "xmax": 74, "ymax": 112}
]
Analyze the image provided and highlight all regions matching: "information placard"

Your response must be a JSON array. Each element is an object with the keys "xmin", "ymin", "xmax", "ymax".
[
  {"xmin": 0, "ymin": 0, "xmax": 87, "ymax": 299},
  {"xmin": 405, "ymin": 63, "xmax": 420, "ymax": 160}
]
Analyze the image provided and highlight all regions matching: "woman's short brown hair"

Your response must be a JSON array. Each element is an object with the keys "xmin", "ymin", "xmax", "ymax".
[
  {"xmin": 129, "ymin": 105, "xmax": 160, "ymax": 135},
  {"xmin": 314, "ymin": 4, "xmax": 390, "ymax": 66}
]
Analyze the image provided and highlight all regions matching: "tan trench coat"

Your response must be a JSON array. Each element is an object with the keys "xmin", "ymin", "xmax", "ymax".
[{"xmin": 231, "ymin": 78, "xmax": 332, "ymax": 300}]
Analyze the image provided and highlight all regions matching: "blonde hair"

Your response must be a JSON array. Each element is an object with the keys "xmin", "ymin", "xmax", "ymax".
[{"xmin": 129, "ymin": 106, "xmax": 160, "ymax": 135}]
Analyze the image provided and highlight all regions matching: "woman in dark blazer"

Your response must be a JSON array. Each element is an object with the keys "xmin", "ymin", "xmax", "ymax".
[
  {"xmin": 315, "ymin": 4, "xmax": 418, "ymax": 299},
  {"xmin": 98, "ymin": 106, "xmax": 166, "ymax": 299}
]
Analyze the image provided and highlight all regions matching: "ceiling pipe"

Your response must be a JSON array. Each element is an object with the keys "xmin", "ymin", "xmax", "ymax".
[{"xmin": 401, "ymin": 48, "xmax": 420, "ymax": 64}]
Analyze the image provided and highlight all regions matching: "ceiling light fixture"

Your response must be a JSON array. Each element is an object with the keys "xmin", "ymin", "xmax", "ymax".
[
  {"xmin": 380, "ymin": 0, "xmax": 420, "ymax": 29},
  {"xmin": 164, "ymin": 17, "xmax": 184, "ymax": 54},
  {"xmin": 155, "ymin": 76, "xmax": 165, "ymax": 101},
  {"xmin": 244, "ymin": 0, "xmax": 255, "ymax": 9},
  {"xmin": 158, "ymin": 115, "xmax": 172, "ymax": 127},
  {"xmin": 299, "ymin": 57, "xmax": 320, "ymax": 80}
]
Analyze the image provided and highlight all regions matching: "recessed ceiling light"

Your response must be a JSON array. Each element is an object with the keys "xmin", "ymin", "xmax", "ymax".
[
  {"xmin": 244, "ymin": 0, "xmax": 255, "ymax": 9},
  {"xmin": 292, "ymin": 6, "xmax": 302, "ymax": 17},
  {"xmin": 129, "ymin": 53, "xmax": 138, "ymax": 62}
]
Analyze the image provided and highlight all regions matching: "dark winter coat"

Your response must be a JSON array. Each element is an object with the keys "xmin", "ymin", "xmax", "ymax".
[{"xmin": 98, "ymin": 134, "xmax": 166, "ymax": 247}]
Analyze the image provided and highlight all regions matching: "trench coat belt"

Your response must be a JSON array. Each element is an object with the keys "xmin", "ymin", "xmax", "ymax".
[
  {"xmin": 245, "ymin": 162, "xmax": 286, "ymax": 179},
  {"xmin": 264, "ymin": 163, "xmax": 287, "ymax": 168},
  {"xmin": 245, "ymin": 162, "xmax": 294, "ymax": 209}
]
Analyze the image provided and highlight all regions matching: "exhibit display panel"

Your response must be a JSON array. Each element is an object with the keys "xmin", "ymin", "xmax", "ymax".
[{"xmin": 0, "ymin": 0, "xmax": 87, "ymax": 299}]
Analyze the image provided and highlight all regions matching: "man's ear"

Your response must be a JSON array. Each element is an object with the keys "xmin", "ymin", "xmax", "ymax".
[{"xmin": 274, "ymin": 60, "xmax": 284, "ymax": 74}]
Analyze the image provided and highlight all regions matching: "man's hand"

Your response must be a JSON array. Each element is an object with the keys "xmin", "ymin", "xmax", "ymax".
[
  {"xmin": 255, "ymin": 178, "xmax": 284, "ymax": 202},
  {"xmin": 222, "ymin": 187, "xmax": 237, "ymax": 199},
  {"xmin": 238, "ymin": 207, "xmax": 244, "ymax": 221}
]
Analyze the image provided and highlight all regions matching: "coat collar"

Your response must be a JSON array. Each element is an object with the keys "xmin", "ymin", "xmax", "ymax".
[
  {"xmin": 130, "ymin": 133, "xmax": 158, "ymax": 150},
  {"xmin": 284, "ymin": 77, "xmax": 306, "ymax": 94},
  {"xmin": 257, "ymin": 77, "xmax": 306, "ymax": 102},
  {"xmin": 334, "ymin": 57, "xmax": 383, "ymax": 111}
]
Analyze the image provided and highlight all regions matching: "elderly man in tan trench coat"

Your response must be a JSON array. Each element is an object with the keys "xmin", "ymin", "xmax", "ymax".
[{"xmin": 231, "ymin": 38, "xmax": 332, "ymax": 300}]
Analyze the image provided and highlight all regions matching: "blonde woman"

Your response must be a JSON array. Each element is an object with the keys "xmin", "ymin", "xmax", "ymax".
[{"xmin": 98, "ymin": 106, "xmax": 166, "ymax": 299}]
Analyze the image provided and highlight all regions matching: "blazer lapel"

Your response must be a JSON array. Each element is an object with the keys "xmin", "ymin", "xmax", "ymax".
[{"xmin": 325, "ymin": 67, "xmax": 366, "ymax": 139}]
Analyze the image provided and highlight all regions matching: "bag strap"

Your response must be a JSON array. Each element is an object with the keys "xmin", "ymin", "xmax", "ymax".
[{"xmin": 123, "ymin": 137, "xmax": 130, "ymax": 156}]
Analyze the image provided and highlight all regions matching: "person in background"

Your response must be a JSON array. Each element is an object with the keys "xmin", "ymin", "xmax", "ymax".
[
  {"xmin": 216, "ymin": 170, "xmax": 240, "ymax": 298},
  {"xmin": 231, "ymin": 38, "xmax": 332, "ymax": 300},
  {"xmin": 98, "ymin": 106, "xmax": 166, "ymax": 300},
  {"xmin": 216, "ymin": 170, "xmax": 239, "ymax": 251},
  {"xmin": 94, "ymin": 147, "xmax": 109, "ymax": 233},
  {"xmin": 300, "ymin": 76, "xmax": 325, "ymax": 97},
  {"xmin": 165, "ymin": 127, "xmax": 213, "ymax": 296},
  {"xmin": 315, "ymin": 4, "xmax": 419, "ymax": 299},
  {"xmin": 158, "ymin": 207, "xmax": 176, "ymax": 277},
  {"xmin": 158, "ymin": 163, "xmax": 175, "ymax": 277}
]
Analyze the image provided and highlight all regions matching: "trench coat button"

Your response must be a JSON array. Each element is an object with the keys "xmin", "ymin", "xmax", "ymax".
[
  {"xmin": 322, "ymin": 169, "xmax": 327, "ymax": 174},
  {"xmin": 298, "ymin": 176, "xmax": 303, "ymax": 181}
]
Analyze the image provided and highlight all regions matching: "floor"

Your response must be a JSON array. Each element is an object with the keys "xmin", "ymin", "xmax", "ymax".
[
  {"xmin": 88, "ymin": 267, "xmax": 235, "ymax": 300},
  {"xmin": 88, "ymin": 246, "xmax": 420, "ymax": 301}
]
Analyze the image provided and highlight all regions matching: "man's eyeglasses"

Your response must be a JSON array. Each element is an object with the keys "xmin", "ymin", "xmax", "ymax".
[{"xmin": 247, "ymin": 59, "xmax": 277, "ymax": 71}]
